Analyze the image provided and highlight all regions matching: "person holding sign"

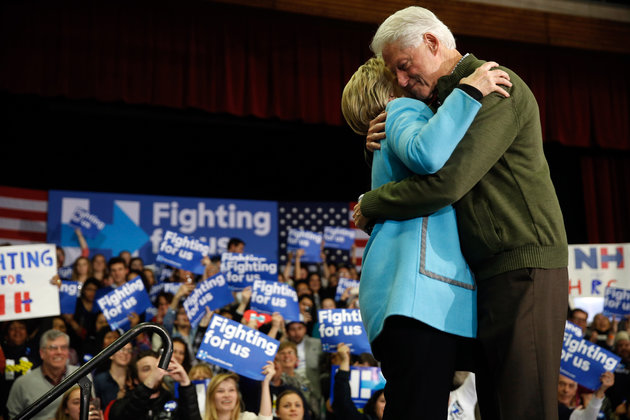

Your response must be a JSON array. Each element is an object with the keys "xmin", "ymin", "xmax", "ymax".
[
  {"xmin": 203, "ymin": 361, "xmax": 275, "ymax": 420},
  {"xmin": 557, "ymin": 372, "xmax": 614, "ymax": 420},
  {"xmin": 332, "ymin": 343, "xmax": 385, "ymax": 420},
  {"xmin": 341, "ymin": 39, "xmax": 509, "ymax": 419}
]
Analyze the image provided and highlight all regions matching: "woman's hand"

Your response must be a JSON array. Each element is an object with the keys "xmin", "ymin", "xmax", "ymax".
[{"xmin": 460, "ymin": 61, "xmax": 512, "ymax": 98}]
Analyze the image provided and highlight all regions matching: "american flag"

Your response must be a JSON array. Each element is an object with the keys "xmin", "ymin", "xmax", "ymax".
[
  {"xmin": 0, "ymin": 186, "xmax": 48, "ymax": 245},
  {"xmin": 277, "ymin": 201, "xmax": 367, "ymax": 271}
]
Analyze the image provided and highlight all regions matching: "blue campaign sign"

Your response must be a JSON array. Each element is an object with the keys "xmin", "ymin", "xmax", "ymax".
[
  {"xmin": 47, "ymin": 190, "xmax": 278, "ymax": 268},
  {"xmin": 250, "ymin": 279, "xmax": 300, "ymax": 322},
  {"xmin": 220, "ymin": 253, "xmax": 278, "ymax": 291},
  {"xmin": 318, "ymin": 309, "xmax": 372, "ymax": 355},
  {"xmin": 335, "ymin": 277, "xmax": 360, "ymax": 302},
  {"xmin": 69, "ymin": 207, "xmax": 105, "ymax": 239},
  {"xmin": 148, "ymin": 282, "xmax": 182, "ymax": 303},
  {"xmin": 183, "ymin": 273, "xmax": 234, "ymax": 328},
  {"xmin": 565, "ymin": 321, "xmax": 584, "ymax": 338},
  {"xmin": 196, "ymin": 314, "xmax": 279, "ymax": 381},
  {"xmin": 561, "ymin": 327, "xmax": 620, "ymax": 390},
  {"xmin": 156, "ymin": 230, "xmax": 209, "ymax": 275},
  {"xmin": 323, "ymin": 227, "xmax": 355, "ymax": 251},
  {"xmin": 96, "ymin": 276, "xmax": 153, "ymax": 330},
  {"xmin": 604, "ymin": 286, "xmax": 630, "ymax": 316},
  {"xmin": 329, "ymin": 365, "xmax": 386, "ymax": 409},
  {"xmin": 287, "ymin": 229, "xmax": 322, "ymax": 263},
  {"xmin": 59, "ymin": 281, "xmax": 81, "ymax": 314}
]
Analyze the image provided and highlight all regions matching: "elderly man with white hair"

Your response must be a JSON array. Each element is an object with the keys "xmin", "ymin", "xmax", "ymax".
[
  {"xmin": 352, "ymin": 6, "xmax": 569, "ymax": 420},
  {"xmin": 7, "ymin": 328, "xmax": 88, "ymax": 420}
]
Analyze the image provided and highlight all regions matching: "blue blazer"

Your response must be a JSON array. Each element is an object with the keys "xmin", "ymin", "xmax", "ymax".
[{"xmin": 359, "ymin": 91, "xmax": 480, "ymax": 342}]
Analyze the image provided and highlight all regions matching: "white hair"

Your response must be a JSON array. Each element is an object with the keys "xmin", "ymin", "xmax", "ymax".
[{"xmin": 370, "ymin": 6, "xmax": 456, "ymax": 57}]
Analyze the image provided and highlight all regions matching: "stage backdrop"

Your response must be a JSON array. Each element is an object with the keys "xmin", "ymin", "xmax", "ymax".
[{"xmin": 45, "ymin": 190, "xmax": 360, "ymax": 269}]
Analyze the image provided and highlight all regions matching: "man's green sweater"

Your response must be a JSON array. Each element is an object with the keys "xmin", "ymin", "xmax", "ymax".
[{"xmin": 360, "ymin": 54, "xmax": 568, "ymax": 280}]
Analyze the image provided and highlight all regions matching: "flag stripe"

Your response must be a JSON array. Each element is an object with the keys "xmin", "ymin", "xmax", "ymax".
[
  {"xmin": 0, "ymin": 217, "xmax": 47, "ymax": 233},
  {"xmin": 0, "ymin": 228, "xmax": 47, "ymax": 242},
  {"xmin": 0, "ymin": 196, "xmax": 48, "ymax": 212},
  {"xmin": 0, "ymin": 208, "xmax": 48, "ymax": 221},
  {"xmin": 0, "ymin": 186, "xmax": 48, "ymax": 245},
  {"xmin": 0, "ymin": 186, "xmax": 49, "ymax": 201}
]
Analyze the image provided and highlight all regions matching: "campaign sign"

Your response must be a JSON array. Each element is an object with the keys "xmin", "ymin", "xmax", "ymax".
[
  {"xmin": 59, "ymin": 281, "xmax": 81, "ymax": 314},
  {"xmin": 565, "ymin": 321, "xmax": 584, "ymax": 338},
  {"xmin": 196, "ymin": 314, "xmax": 279, "ymax": 381},
  {"xmin": 221, "ymin": 253, "xmax": 278, "ymax": 290},
  {"xmin": 250, "ymin": 279, "xmax": 300, "ymax": 322},
  {"xmin": 335, "ymin": 277, "xmax": 360, "ymax": 302},
  {"xmin": 318, "ymin": 309, "xmax": 372, "ymax": 355},
  {"xmin": 69, "ymin": 207, "xmax": 105, "ymax": 239},
  {"xmin": 0, "ymin": 244, "xmax": 60, "ymax": 322},
  {"xmin": 323, "ymin": 227, "xmax": 355, "ymax": 251},
  {"xmin": 560, "ymin": 325, "xmax": 620, "ymax": 390},
  {"xmin": 329, "ymin": 365, "xmax": 386, "ymax": 409},
  {"xmin": 148, "ymin": 282, "xmax": 182, "ymax": 303},
  {"xmin": 96, "ymin": 276, "xmax": 152, "ymax": 330},
  {"xmin": 156, "ymin": 230, "xmax": 209, "ymax": 275},
  {"xmin": 183, "ymin": 273, "xmax": 234, "ymax": 328},
  {"xmin": 287, "ymin": 229, "xmax": 322, "ymax": 263},
  {"xmin": 48, "ymin": 191, "xmax": 278, "ymax": 269},
  {"xmin": 604, "ymin": 286, "xmax": 630, "ymax": 316}
]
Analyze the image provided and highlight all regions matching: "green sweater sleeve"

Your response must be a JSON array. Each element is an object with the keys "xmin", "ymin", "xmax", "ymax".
[{"xmin": 360, "ymin": 86, "xmax": 518, "ymax": 220}]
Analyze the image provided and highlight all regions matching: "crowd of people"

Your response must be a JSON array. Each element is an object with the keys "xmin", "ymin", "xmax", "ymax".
[{"xmin": 0, "ymin": 238, "xmax": 393, "ymax": 420}]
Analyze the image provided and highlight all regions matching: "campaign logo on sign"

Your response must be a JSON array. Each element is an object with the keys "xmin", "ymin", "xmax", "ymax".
[
  {"xmin": 221, "ymin": 253, "xmax": 278, "ymax": 290},
  {"xmin": 183, "ymin": 273, "xmax": 234, "ymax": 328},
  {"xmin": 318, "ymin": 309, "xmax": 372, "ymax": 355},
  {"xmin": 250, "ymin": 280, "xmax": 300, "ymax": 322},
  {"xmin": 59, "ymin": 281, "xmax": 80, "ymax": 314},
  {"xmin": 69, "ymin": 207, "xmax": 105, "ymax": 239},
  {"xmin": 96, "ymin": 276, "xmax": 152, "ymax": 330},
  {"xmin": 156, "ymin": 230, "xmax": 209, "ymax": 275},
  {"xmin": 561, "ymin": 325, "xmax": 620, "ymax": 390},
  {"xmin": 287, "ymin": 229, "xmax": 322, "ymax": 263},
  {"xmin": 0, "ymin": 244, "xmax": 59, "ymax": 322},
  {"xmin": 148, "ymin": 282, "xmax": 182, "ymax": 303},
  {"xmin": 329, "ymin": 365, "xmax": 386, "ymax": 409},
  {"xmin": 323, "ymin": 227, "xmax": 355, "ymax": 251},
  {"xmin": 335, "ymin": 277, "xmax": 360, "ymax": 302},
  {"xmin": 196, "ymin": 314, "xmax": 279, "ymax": 380},
  {"xmin": 604, "ymin": 286, "xmax": 630, "ymax": 316}
]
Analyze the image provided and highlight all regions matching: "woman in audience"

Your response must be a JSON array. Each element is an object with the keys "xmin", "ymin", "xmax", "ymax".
[
  {"xmin": 54, "ymin": 385, "xmax": 104, "ymax": 420},
  {"xmin": 94, "ymin": 343, "xmax": 135, "ymax": 408},
  {"xmin": 173, "ymin": 337, "xmax": 193, "ymax": 373},
  {"xmin": 275, "ymin": 389, "xmax": 307, "ymax": 420},
  {"xmin": 71, "ymin": 256, "xmax": 93, "ymax": 283},
  {"xmin": 91, "ymin": 253, "xmax": 108, "ymax": 283},
  {"xmin": 203, "ymin": 362, "xmax": 275, "ymax": 420}
]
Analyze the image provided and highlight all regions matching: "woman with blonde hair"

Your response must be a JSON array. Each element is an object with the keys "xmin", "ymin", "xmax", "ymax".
[
  {"xmin": 203, "ymin": 362, "xmax": 274, "ymax": 420},
  {"xmin": 54, "ymin": 385, "xmax": 103, "ymax": 420}
]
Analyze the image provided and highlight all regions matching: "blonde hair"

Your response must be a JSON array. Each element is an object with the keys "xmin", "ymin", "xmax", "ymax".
[
  {"xmin": 189, "ymin": 362, "xmax": 214, "ymax": 381},
  {"xmin": 341, "ymin": 57, "xmax": 397, "ymax": 136},
  {"xmin": 204, "ymin": 373, "xmax": 242, "ymax": 420},
  {"xmin": 54, "ymin": 385, "xmax": 81, "ymax": 420}
]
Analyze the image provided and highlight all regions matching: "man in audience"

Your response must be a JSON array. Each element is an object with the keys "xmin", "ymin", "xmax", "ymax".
[
  {"xmin": 286, "ymin": 320, "xmax": 324, "ymax": 417},
  {"xmin": 605, "ymin": 331, "xmax": 630, "ymax": 414},
  {"xmin": 569, "ymin": 309, "xmax": 589, "ymax": 335},
  {"xmin": 108, "ymin": 349, "xmax": 200, "ymax": 420},
  {"xmin": 7, "ymin": 329, "xmax": 87, "ymax": 420},
  {"xmin": 558, "ymin": 372, "xmax": 614, "ymax": 420},
  {"xmin": 108, "ymin": 257, "xmax": 129, "ymax": 288}
]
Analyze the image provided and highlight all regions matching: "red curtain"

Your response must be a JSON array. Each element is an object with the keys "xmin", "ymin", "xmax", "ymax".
[{"xmin": 1, "ymin": 0, "xmax": 629, "ymax": 243}]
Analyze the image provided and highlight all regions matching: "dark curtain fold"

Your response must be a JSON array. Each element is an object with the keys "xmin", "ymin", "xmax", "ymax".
[{"xmin": 1, "ymin": 0, "xmax": 629, "ymax": 243}]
